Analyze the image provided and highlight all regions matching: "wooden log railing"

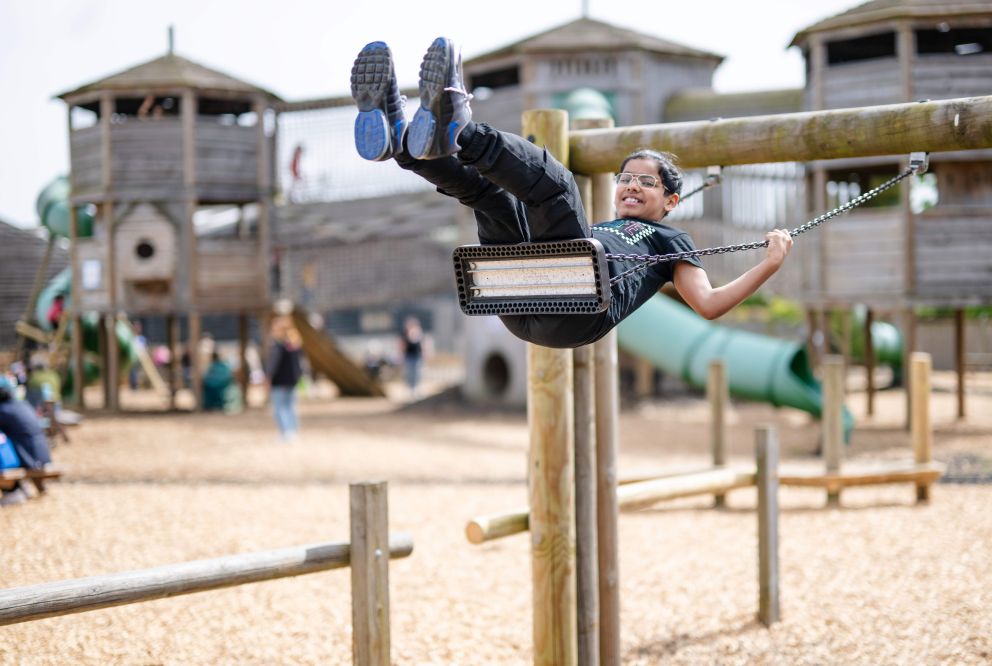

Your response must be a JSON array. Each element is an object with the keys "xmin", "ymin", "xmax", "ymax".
[
  {"xmin": 0, "ymin": 482, "xmax": 411, "ymax": 666},
  {"xmin": 568, "ymin": 95, "xmax": 992, "ymax": 173}
]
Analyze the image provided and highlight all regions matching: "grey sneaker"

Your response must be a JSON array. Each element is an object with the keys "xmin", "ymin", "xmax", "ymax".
[
  {"xmin": 0, "ymin": 487, "xmax": 27, "ymax": 507},
  {"xmin": 407, "ymin": 37, "xmax": 473, "ymax": 160},
  {"xmin": 351, "ymin": 41, "xmax": 407, "ymax": 161}
]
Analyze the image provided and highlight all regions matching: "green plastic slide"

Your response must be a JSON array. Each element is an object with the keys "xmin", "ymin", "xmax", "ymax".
[{"xmin": 617, "ymin": 294, "xmax": 854, "ymax": 436}]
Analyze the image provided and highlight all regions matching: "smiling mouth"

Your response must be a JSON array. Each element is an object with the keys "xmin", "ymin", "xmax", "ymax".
[{"xmin": 621, "ymin": 197, "xmax": 642, "ymax": 205}]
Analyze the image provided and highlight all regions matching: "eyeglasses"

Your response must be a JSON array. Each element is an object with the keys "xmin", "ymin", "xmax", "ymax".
[{"xmin": 615, "ymin": 172, "xmax": 662, "ymax": 189}]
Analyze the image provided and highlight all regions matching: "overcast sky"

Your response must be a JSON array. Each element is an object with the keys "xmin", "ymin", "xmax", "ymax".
[{"xmin": 0, "ymin": 0, "xmax": 861, "ymax": 227}]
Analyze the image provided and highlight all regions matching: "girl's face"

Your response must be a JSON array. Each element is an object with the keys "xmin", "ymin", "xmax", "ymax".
[{"xmin": 613, "ymin": 157, "xmax": 679, "ymax": 221}]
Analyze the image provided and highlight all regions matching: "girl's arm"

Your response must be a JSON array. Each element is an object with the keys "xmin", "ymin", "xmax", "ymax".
[{"xmin": 673, "ymin": 229, "xmax": 793, "ymax": 320}]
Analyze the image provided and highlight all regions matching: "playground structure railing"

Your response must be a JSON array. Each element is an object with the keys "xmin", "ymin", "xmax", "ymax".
[{"xmin": 0, "ymin": 481, "xmax": 411, "ymax": 666}]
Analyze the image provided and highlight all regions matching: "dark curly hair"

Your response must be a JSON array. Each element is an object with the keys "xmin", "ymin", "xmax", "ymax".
[{"xmin": 619, "ymin": 149, "xmax": 683, "ymax": 196}]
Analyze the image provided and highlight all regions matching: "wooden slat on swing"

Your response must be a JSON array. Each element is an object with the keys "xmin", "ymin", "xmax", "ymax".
[{"xmin": 453, "ymin": 238, "xmax": 612, "ymax": 316}]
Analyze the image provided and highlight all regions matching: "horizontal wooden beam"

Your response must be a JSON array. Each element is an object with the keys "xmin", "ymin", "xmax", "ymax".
[
  {"xmin": 569, "ymin": 95, "xmax": 992, "ymax": 173},
  {"xmin": 466, "ymin": 466, "xmax": 756, "ymax": 544},
  {"xmin": 778, "ymin": 461, "xmax": 944, "ymax": 493},
  {"xmin": 0, "ymin": 534, "xmax": 414, "ymax": 626}
]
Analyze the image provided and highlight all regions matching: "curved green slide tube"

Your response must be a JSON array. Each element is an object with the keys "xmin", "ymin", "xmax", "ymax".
[{"xmin": 617, "ymin": 294, "xmax": 853, "ymax": 438}]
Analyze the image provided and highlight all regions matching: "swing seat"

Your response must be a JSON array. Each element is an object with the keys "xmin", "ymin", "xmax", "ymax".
[{"xmin": 453, "ymin": 238, "xmax": 612, "ymax": 316}]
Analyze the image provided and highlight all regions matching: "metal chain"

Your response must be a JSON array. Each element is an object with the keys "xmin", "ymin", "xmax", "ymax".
[{"xmin": 606, "ymin": 164, "xmax": 918, "ymax": 286}]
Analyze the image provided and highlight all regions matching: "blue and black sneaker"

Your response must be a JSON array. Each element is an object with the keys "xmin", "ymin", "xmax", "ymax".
[
  {"xmin": 407, "ymin": 37, "xmax": 473, "ymax": 160},
  {"xmin": 351, "ymin": 41, "xmax": 407, "ymax": 161}
]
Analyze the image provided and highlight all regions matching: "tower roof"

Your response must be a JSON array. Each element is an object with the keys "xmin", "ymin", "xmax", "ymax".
[
  {"xmin": 58, "ymin": 52, "xmax": 281, "ymax": 102},
  {"xmin": 791, "ymin": 0, "xmax": 992, "ymax": 47},
  {"xmin": 466, "ymin": 16, "xmax": 723, "ymax": 66}
]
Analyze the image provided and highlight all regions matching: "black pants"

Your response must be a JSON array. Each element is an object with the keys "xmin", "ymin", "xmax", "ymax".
[
  {"xmin": 396, "ymin": 123, "xmax": 590, "ymax": 244},
  {"xmin": 396, "ymin": 124, "xmax": 607, "ymax": 348}
]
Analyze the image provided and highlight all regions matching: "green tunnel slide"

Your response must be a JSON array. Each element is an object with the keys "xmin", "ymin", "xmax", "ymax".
[{"xmin": 617, "ymin": 294, "xmax": 855, "ymax": 437}]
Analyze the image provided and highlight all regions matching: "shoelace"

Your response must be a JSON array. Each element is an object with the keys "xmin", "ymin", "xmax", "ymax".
[{"xmin": 443, "ymin": 86, "xmax": 474, "ymax": 102}]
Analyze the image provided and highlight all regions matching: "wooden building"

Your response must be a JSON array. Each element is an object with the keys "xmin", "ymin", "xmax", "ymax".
[
  {"xmin": 0, "ymin": 220, "xmax": 69, "ymax": 351},
  {"xmin": 791, "ymin": 0, "xmax": 992, "ymax": 416},
  {"xmin": 58, "ymin": 46, "xmax": 279, "ymax": 409}
]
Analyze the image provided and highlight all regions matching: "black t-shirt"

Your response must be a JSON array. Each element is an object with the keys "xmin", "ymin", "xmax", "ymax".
[{"xmin": 498, "ymin": 218, "xmax": 702, "ymax": 349}]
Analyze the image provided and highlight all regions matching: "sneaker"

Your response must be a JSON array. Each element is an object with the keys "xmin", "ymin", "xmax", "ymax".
[
  {"xmin": 0, "ymin": 487, "xmax": 28, "ymax": 507},
  {"xmin": 351, "ymin": 41, "xmax": 407, "ymax": 161},
  {"xmin": 407, "ymin": 37, "xmax": 473, "ymax": 160}
]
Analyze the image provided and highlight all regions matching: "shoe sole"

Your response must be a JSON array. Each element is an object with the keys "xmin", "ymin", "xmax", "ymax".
[
  {"xmin": 351, "ymin": 42, "xmax": 395, "ymax": 161},
  {"xmin": 407, "ymin": 38, "xmax": 455, "ymax": 160}
]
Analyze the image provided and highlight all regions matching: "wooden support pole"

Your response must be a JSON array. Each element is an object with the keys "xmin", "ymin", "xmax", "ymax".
[
  {"xmin": 188, "ymin": 312, "xmax": 202, "ymax": 411},
  {"xmin": 910, "ymin": 353, "xmax": 934, "ymax": 503},
  {"xmin": 822, "ymin": 356, "xmax": 845, "ymax": 506},
  {"xmin": 166, "ymin": 315, "xmax": 180, "ymax": 410},
  {"xmin": 524, "ymin": 108, "xmax": 577, "ymax": 666},
  {"xmin": 593, "ymin": 330, "xmax": 620, "ymax": 666},
  {"xmin": 106, "ymin": 314, "xmax": 120, "ymax": 411},
  {"xmin": 755, "ymin": 425, "xmax": 780, "ymax": 627},
  {"xmin": 239, "ymin": 313, "xmax": 251, "ymax": 406},
  {"xmin": 568, "ymin": 95, "xmax": 992, "ymax": 174},
  {"xmin": 903, "ymin": 308, "xmax": 917, "ymax": 431},
  {"xmin": 572, "ymin": 345, "xmax": 599, "ymax": 666},
  {"xmin": 70, "ymin": 314, "xmax": 86, "ymax": 410},
  {"xmin": 350, "ymin": 481, "xmax": 392, "ymax": 666},
  {"xmin": 864, "ymin": 308, "xmax": 876, "ymax": 417},
  {"xmin": 708, "ymin": 360, "xmax": 728, "ymax": 508},
  {"xmin": 954, "ymin": 308, "xmax": 966, "ymax": 420}
]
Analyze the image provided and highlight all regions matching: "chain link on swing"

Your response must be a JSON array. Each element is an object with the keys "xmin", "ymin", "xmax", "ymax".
[{"xmin": 605, "ymin": 154, "xmax": 927, "ymax": 287}]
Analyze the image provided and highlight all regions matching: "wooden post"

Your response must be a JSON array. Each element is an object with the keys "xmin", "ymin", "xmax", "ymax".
[
  {"xmin": 188, "ymin": 312, "xmax": 202, "ymax": 411},
  {"xmin": 105, "ymin": 314, "xmax": 120, "ymax": 411},
  {"xmin": 572, "ymin": 345, "xmax": 599, "ymax": 666},
  {"xmin": 864, "ymin": 308, "xmax": 876, "ymax": 417},
  {"xmin": 903, "ymin": 309, "xmax": 917, "ymax": 431},
  {"xmin": 822, "ymin": 356, "xmax": 845, "ymax": 506},
  {"xmin": 755, "ymin": 425, "xmax": 780, "ymax": 627},
  {"xmin": 70, "ymin": 314, "xmax": 86, "ymax": 410},
  {"xmin": 166, "ymin": 315, "xmax": 180, "ymax": 410},
  {"xmin": 954, "ymin": 308, "xmax": 966, "ymax": 420},
  {"xmin": 239, "ymin": 313, "xmax": 251, "ymax": 407},
  {"xmin": 708, "ymin": 360, "xmax": 728, "ymax": 508},
  {"xmin": 593, "ymin": 330, "xmax": 620, "ymax": 666},
  {"xmin": 350, "ymin": 481, "xmax": 391, "ymax": 666},
  {"xmin": 524, "ymin": 108, "xmax": 577, "ymax": 666},
  {"xmin": 805, "ymin": 307, "xmax": 820, "ymax": 369},
  {"xmin": 910, "ymin": 353, "xmax": 934, "ymax": 503},
  {"xmin": 574, "ymin": 154, "xmax": 600, "ymax": 666}
]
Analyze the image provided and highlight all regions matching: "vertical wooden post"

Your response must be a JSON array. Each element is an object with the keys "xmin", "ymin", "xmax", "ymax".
[
  {"xmin": 954, "ymin": 308, "xmax": 966, "ymax": 420},
  {"xmin": 755, "ymin": 425, "xmax": 780, "ymax": 627},
  {"xmin": 573, "ymin": 147, "xmax": 600, "ymax": 666},
  {"xmin": 903, "ymin": 308, "xmax": 917, "ymax": 431},
  {"xmin": 67, "ymin": 135, "xmax": 85, "ymax": 409},
  {"xmin": 188, "ymin": 312, "xmax": 202, "ymax": 411},
  {"xmin": 839, "ymin": 309, "xmax": 852, "ymax": 370},
  {"xmin": 806, "ymin": 307, "xmax": 820, "ymax": 369},
  {"xmin": 572, "ymin": 345, "xmax": 599, "ymax": 666},
  {"xmin": 350, "ymin": 481, "xmax": 391, "ymax": 666},
  {"xmin": 864, "ymin": 308, "xmax": 876, "ymax": 417},
  {"xmin": 708, "ymin": 360, "xmax": 728, "ymax": 508},
  {"xmin": 166, "ymin": 315, "xmax": 180, "ymax": 410},
  {"xmin": 71, "ymin": 314, "xmax": 86, "ymax": 410},
  {"xmin": 523, "ymin": 108, "xmax": 577, "ymax": 666},
  {"xmin": 105, "ymin": 314, "xmax": 120, "ymax": 411},
  {"xmin": 98, "ymin": 314, "xmax": 108, "ymax": 409},
  {"xmin": 239, "ymin": 313, "xmax": 251, "ymax": 407},
  {"xmin": 910, "ymin": 353, "xmax": 934, "ymax": 503},
  {"xmin": 593, "ymin": 331, "xmax": 620, "ymax": 666},
  {"xmin": 822, "ymin": 356, "xmax": 845, "ymax": 506}
]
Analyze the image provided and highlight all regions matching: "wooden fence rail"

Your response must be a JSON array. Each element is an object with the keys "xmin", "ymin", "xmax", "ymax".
[{"xmin": 0, "ymin": 482, "xmax": 411, "ymax": 666}]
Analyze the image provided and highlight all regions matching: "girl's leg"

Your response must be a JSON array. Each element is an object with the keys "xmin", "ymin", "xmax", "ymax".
[
  {"xmin": 394, "ymin": 153, "xmax": 531, "ymax": 244},
  {"xmin": 456, "ymin": 123, "xmax": 590, "ymax": 242}
]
